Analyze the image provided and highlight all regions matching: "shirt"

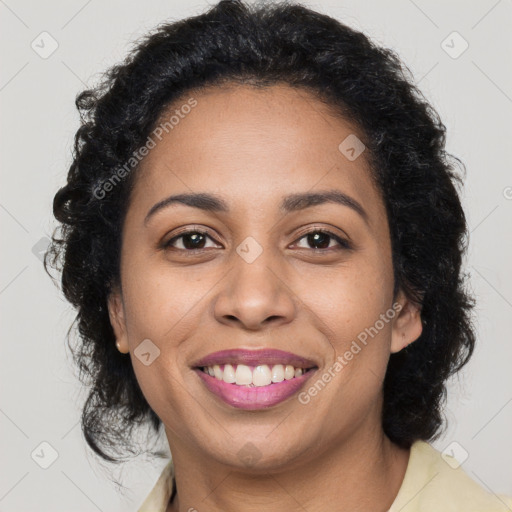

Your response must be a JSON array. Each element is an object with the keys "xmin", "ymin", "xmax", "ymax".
[{"xmin": 137, "ymin": 440, "xmax": 512, "ymax": 511}]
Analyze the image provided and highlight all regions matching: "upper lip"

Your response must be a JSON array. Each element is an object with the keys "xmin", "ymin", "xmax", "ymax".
[{"xmin": 192, "ymin": 348, "xmax": 318, "ymax": 369}]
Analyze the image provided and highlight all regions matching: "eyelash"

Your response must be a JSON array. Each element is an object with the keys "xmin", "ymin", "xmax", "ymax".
[{"xmin": 161, "ymin": 227, "xmax": 352, "ymax": 254}]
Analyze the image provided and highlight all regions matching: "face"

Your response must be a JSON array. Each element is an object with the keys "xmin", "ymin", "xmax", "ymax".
[{"xmin": 108, "ymin": 83, "xmax": 422, "ymax": 471}]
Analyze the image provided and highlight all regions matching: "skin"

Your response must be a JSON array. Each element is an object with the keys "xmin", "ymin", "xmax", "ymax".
[{"xmin": 108, "ymin": 83, "xmax": 423, "ymax": 512}]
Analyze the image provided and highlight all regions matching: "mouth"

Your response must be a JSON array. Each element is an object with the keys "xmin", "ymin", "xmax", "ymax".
[{"xmin": 191, "ymin": 348, "xmax": 319, "ymax": 410}]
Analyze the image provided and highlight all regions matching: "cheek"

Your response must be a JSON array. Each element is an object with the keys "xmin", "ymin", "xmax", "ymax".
[
  {"xmin": 298, "ymin": 251, "xmax": 394, "ymax": 394},
  {"xmin": 299, "ymin": 254, "xmax": 393, "ymax": 342},
  {"xmin": 120, "ymin": 250, "xmax": 206, "ymax": 345},
  {"xmin": 305, "ymin": 273, "xmax": 395, "ymax": 426},
  {"xmin": 119, "ymin": 260, "xmax": 205, "ymax": 423}
]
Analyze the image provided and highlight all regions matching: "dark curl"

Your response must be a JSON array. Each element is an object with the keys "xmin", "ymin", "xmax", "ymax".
[{"xmin": 46, "ymin": 0, "xmax": 476, "ymax": 464}]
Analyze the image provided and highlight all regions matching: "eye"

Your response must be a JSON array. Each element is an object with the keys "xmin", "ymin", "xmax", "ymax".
[
  {"xmin": 293, "ymin": 229, "xmax": 352, "ymax": 251},
  {"xmin": 162, "ymin": 229, "xmax": 221, "ymax": 251},
  {"xmin": 161, "ymin": 227, "xmax": 352, "ymax": 254}
]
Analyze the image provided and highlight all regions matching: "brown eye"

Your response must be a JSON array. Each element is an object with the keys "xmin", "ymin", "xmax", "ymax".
[
  {"xmin": 161, "ymin": 227, "xmax": 351, "ymax": 254},
  {"xmin": 163, "ymin": 230, "xmax": 220, "ymax": 251},
  {"xmin": 294, "ymin": 230, "xmax": 351, "ymax": 251}
]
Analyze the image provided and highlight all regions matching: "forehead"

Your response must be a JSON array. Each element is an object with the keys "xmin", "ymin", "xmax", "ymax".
[{"xmin": 131, "ymin": 83, "xmax": 384, "ymax": 226}]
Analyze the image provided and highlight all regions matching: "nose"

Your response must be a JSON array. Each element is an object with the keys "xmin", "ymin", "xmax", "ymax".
[{"xmin": 213, "ymin": 247, "xmax": 297, "ymax": 331}]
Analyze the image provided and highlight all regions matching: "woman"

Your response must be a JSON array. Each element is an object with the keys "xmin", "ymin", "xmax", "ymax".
[{"xmin": 46, "ymin": 0, "xmax": 512, "ymax": 510}]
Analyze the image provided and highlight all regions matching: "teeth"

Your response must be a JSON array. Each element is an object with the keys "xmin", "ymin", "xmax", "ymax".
[
  {"xmin": 252, "ymin": 365, "xmax": 272, "ymax": 386},
  {"xmin": 271, "ymin": 364, "xmax": 285, "ymax": 383},
  {"xmin": 201, "ymin": 363, "xmax": 310, "ymax": 386},
  {"xmin": 284, "ymin": 365, "xmax": 295, "ymax": 380},
  {"xmin": 223, "ymin": 364, "xmax": 236, "ymax": 384},
  {"xmin": 213, "ymin": 364, "xmax": 223, "ymax": 380},
  {"xmin": 235, "ymin": 364, "xmax": 253, "ymax": 385}
]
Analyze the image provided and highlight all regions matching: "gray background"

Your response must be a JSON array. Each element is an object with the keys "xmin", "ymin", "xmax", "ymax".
[{"xmin": 1, "ymin": 0, "xmax": 511, "ymax": 510}]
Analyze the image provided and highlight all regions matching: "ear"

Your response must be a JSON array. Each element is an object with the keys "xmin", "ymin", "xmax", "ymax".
[
  {"xmin": 107, "ymin": 285, "xmax": 129, "ymax": 354},
  {"xmin": 390, "ymin": 289, "xmax": 423, "ymax": 354}
]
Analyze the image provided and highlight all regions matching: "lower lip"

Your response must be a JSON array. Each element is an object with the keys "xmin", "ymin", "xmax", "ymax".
[{"xmin": 194, "ymin": 368, "xmax": 317, "ymax": 410}]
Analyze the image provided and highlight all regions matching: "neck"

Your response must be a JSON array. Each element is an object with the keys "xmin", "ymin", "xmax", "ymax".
[{"xmin": 166, "ymin": 420, "xmax": 410, "ymax": 512}]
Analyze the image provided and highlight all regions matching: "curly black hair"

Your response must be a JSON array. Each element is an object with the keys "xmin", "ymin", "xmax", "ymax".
[{"xmin": 46, "ymin": 0, "xmax": 476, "ymax": 465}]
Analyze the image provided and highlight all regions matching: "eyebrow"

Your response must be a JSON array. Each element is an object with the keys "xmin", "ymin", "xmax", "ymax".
[{"xmin": 144, "ymin": 189, "xmax": 369, "ymax": 225}]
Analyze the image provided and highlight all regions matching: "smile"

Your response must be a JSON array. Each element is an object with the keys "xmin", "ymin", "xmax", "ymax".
[
  {"xmin": 193, "ymin": 364, "xmax": 317, "ymax": 410},
  {"xmin": 200, "ymin": 363, "xmax": 310, "ymax": 386},
  {"xmin": 191, "ymin": 348, "xmax": 319, "ymax": 409}
]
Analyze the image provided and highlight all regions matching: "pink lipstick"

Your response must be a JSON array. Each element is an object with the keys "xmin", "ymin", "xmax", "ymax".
[{"xmin": 192, "ymin": 348, "xmax": 318, "ymax": 410}]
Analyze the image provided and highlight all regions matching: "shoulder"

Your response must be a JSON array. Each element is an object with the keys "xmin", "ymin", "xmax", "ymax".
[
  {"xmin": 388, "ymin": 440, "xmax": 512, "ymax": 512},
  {"xmin": 137, "ymin": 459, "xmax": 175, "ymax": 512}
]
